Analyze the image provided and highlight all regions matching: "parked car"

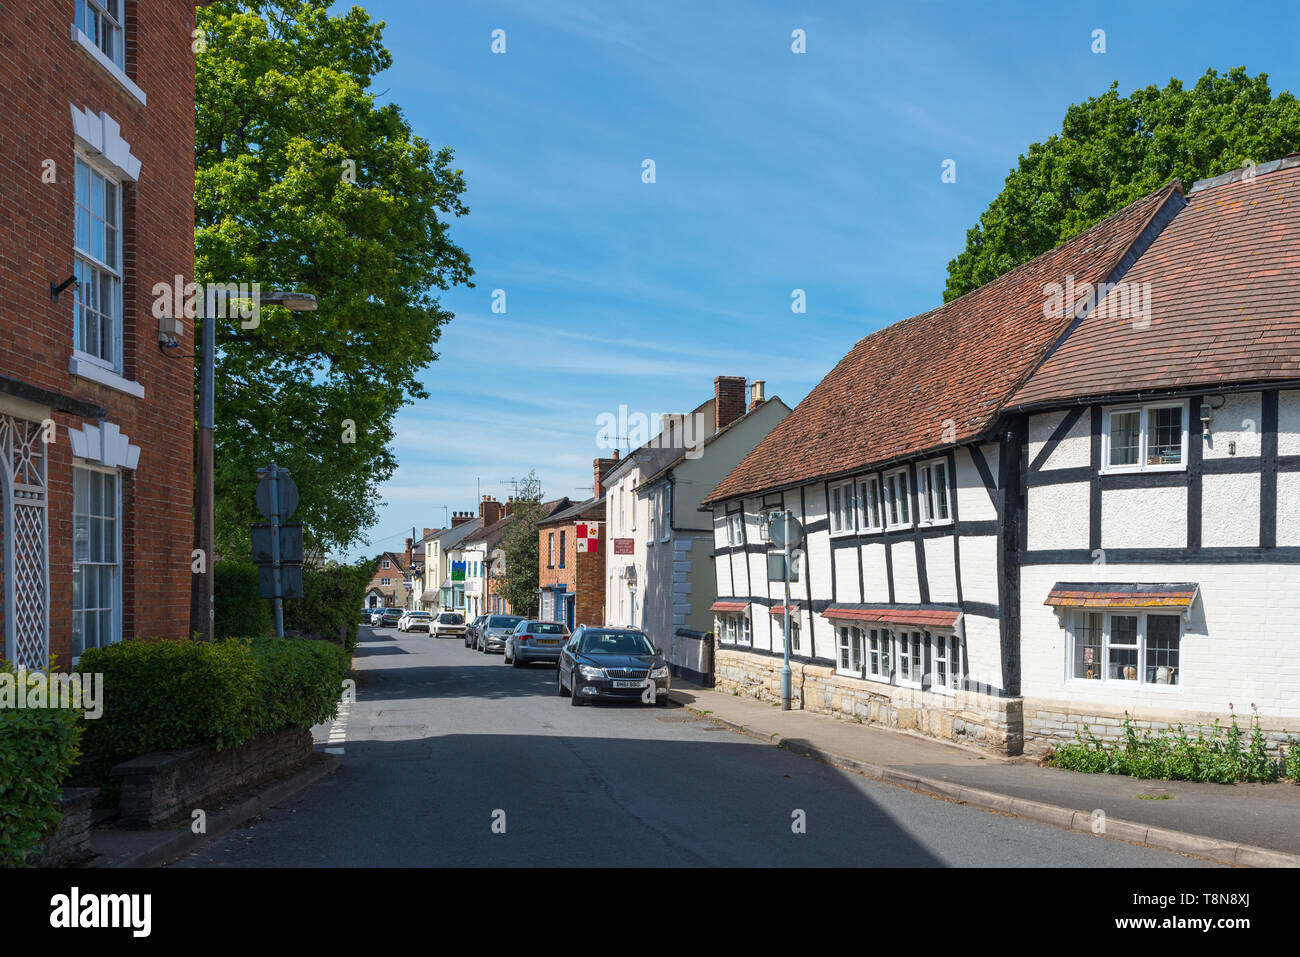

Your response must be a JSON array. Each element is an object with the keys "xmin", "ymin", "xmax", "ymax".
[
  {"xmin": 361, "ymin": 608, "xmax": 374, "ymax": 624},
  {"xmin": 504, "ymin": 620, "xmax": 570, "ymax": 667},
  {"xmin": 430, "ymin": 611, "xmax": 467, "ymax": 639},
  {"xmin": 368, "ymin": 608, "xmax": 387, "ymax": 626},
  {"xmin": 477, "ymin": 614, "xmax": 524, "ymax": 653},
  {"xmin": 380, "ymin": 608, "xmax": 403, "ymax": 627},
  {"xmin": 556, "ymin": 626, "xmax": 669, "ymax": 706},
  {"xmin": 466, "ymin": 615, "xmax": 487, "ymax": 648},
  {"xmin": 399, "ymin": 610, "xmax": 432, "ymax": 633}
]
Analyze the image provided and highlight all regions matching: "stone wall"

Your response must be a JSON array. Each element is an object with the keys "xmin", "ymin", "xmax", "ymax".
[
  {"xmin": 33, "ymin": 787, "xmax": 98, "ymax": 866},
  {"xmin": 1023, "ymin": 698, "xmax": 1298, "ymax": 757},
  {"xmin": 715, "ymin": 647, "xmax": 1024, "ymax": 755},
  {"xmin": 112, "ymin": 728, "xmax": 314, "ymax": 827}
]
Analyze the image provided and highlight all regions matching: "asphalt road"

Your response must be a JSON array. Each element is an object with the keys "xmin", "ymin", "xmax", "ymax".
[{"xmin": 175, "ymin": 626, "xmax": 1214, "ymax": 867}]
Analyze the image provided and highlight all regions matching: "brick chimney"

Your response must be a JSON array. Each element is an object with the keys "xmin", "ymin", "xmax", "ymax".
[
  {"xmin": 480, "ymin": 495, "xmax": 505, "ymax": 526},
  {"xmin": 423, "ymin": 527, "xmax": 436, "ymax": 538},
  {"xmin": 714, "ymin": 375, "xmax": 746, "ymax": 432},
  {"xmin": 404, "ymin": 538, "xmax": 413, "ymax": 568},
  {"xmin": 451, "ymin": 510, "xmax": 474, "ymax": 528},
  {"xmin": 593, "ymin": 450, "xmax": 620, "ymax": 498},
  {"xmin": 504, "ymin": 496, "xmax": 517, "ymax": 517},
  {"xmin": 749, "ymin": 379, "xmax": 766, "ymax": 412}
]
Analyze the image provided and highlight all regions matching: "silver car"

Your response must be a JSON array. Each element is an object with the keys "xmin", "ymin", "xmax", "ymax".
[
  {"xmin": 504, "ymin": 620, "xmax": 570, "ymax": 666},
  {"xmin": 477, "ymin": 615, "xmax": 524, "ymax": 654}
]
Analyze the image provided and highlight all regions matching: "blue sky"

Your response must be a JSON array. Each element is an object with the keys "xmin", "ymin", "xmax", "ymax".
[{"xmin": 335, "ymin": 0, "xmax": 1300, "ymax": 561}]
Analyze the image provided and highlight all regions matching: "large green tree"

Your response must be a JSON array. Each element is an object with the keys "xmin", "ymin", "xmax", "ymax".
[
  {"xmin": 196, "ymin": 0, "xmax": 472, "ymax": 556},
  {"xmin": 496, "ymin": 472, "xmax": 544, "ymax": 618},
  {"xmin": 944, "ymin": 67, "xmax": 1300, "ymax": 302}
]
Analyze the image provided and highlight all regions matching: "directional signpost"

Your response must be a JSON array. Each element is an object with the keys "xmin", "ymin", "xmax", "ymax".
[
  {"xmin": 253, "ymin": 463, "xmax": 302, "ymax": 636},
  {"xmin": 768, "ymin": 510, "xmax": 804, "ymax": 711}
]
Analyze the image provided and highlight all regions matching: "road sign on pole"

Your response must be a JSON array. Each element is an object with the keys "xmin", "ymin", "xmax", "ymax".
[
  {"xmin": 252, "ymin": 463, "xmax": 300, "ymax": 636},
  {"xmin": 766, "ymin": 510, "xmax": 804, "ymax": 712}
]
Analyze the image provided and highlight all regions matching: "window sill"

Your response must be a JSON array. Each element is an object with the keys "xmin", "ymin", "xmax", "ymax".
[
  {"xmin": 1100, "ymin": 464, "xmax": 1187, "ymax": 476},
  {"xmin": 69, "ymin": 353, "xmax": 145, "ymax": 398},
  {"xmin": 1066, "ymin": 678, "xmax": 1183, "ymax": 692},
  {"xmin": 71, "ymin": 25, "xmax": 146, "ymax": 105}
]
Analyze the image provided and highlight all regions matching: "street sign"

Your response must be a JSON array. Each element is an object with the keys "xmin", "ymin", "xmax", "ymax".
[
  {"xmin": 767, "ymin": 552, "xmax": 800, "ymax": 583},
  {"xmin": 613, "ymin": 538, "xmax": 634, "ymax": 555},
  {"xmin": 255, "ymin": 468, "xmax": 298, "ymax": 520},
  {"xmin": 251, "ymin": 523, "xmax": 303, "ymax": 564},
  {"xmin": 258, "ymin": 564, "xmax": 303, "ymax": 599},
  {"xmin": 767, "ymin": 510, "xmax": 803, "ymax": 549}
]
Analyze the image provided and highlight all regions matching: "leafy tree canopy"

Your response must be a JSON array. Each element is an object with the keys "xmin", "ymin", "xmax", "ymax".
[
  {"xmin": 196, "ymin": 0, "xmax": 473, "ymax": 556},
  {"xmin": 944, "ymin": 67, "xmax": 1300, "ymax": 302},
  {"xmin": 496, "ymin": 472, "xmax": 545, "ymax": 618}
]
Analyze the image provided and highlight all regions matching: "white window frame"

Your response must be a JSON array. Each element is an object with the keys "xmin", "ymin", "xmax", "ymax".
[
  {"xmin": 741, "ymin": 615, "xmax": 752, "ymax": 646},
  {"xmin": 648, "ymin": 489, "xmax": 658, "ymax": 543},
  {"xmin": 547, "ymin": 532, "xmax": 555, "ymax": 567},
  {"xmin": 892, "ymin": 629, "xmax": 924, "ymax": 688},
  {"xmin": 829, "ymin": 480, "xmax": 856, "ymax": 535},
  {"xmin": 835, "ymin": 624, "xmax": 864, "ymax": 677},
  {"xmin": 381, "ymin": 577, "xmax": 391, "ymax": 586},
  {"xmin": 866, "ymin": 627, "xmax": 890, "ymax": 680},
  {"xmin": 883, "ymin": 468, "xmax": 912, "ymax": 529},
  {"xmin": 927, "ymin": 629, "xmax": 961, "ymax": 693},
  {"xmin": 726, "ymin": 511, "xmax": 744, "ymax": 546},
  {"xmin": 857, "ymin": 476, "xmax": 883, "ymax": 532},
  {"xmin": 73, "ymin": 153, "xmax": 124, "ymax": 375},
  {"xmin": 382, "ymin": 559, "xmax": 390, "ymax": 569},
  {"xmin": 917, "ymin": 459, "xmax": 952, "ymax": 525},
  {"xmin": 75, "ymin": 0, "xmax": 125, "ymax": 70},
  {"xmin": 659, "ymin": 488, "xmax": 670, "ymax": 543},
  {"xmin": 72, "ymin": 463, "xmax": 122, "ymax": 659},
  {"xmin": 788, "ymin": 617, "xmax": 800, "ymax": 653},
  {"xmin": 1101, "ymin": 401, "xmax": 1188, "ymax": 474},
  {"xmin": 1066, "ymin": 610, "xmax": 1183, "ymax": 688}
]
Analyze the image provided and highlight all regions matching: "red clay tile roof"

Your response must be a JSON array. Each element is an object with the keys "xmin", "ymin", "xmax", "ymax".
[
  {"xmin": 1045, "ymin": 583, "xmax": 1198, "ymax": 610},
  {"xmin": 821, "ymin": 605, "xmax": 961, "ymax": 628},
  {"xmin": 711, "ymin": 600, "xmax": 749, "ymax": 612},
  {"xmin": 1012, "ymin": 161, "xmax": 1300, "ymax": 407},
  {"xmin": 769, "ymin": 604, "xmax": 799, "ymax": 618},
  {"xmin": 704, "ymin": 182, "xmax": 1183, "ymax": 504}
]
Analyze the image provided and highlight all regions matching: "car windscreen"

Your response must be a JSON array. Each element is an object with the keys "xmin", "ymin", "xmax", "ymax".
[
  {"xmin": 528, "ymin": 622, "xmax": 567, "ymax": 634},
  {"xmin": 581, "ymin": 631, "xmax": 655, "ymax": 655},
  {"xmin": 488, "ymin": 616, "xmax": 522, "ymax": 628},
  {"xmin": 439, "ymin": 614, "xmax": 464, "ymax": 624}
]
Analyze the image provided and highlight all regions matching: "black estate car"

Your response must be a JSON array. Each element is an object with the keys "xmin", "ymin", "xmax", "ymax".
[{"xmin": 556, "ymin": 626, "xmax": 669, "ymax": 706}]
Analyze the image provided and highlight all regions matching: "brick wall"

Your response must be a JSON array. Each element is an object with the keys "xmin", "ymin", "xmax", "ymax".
[
  {"xmin": 538, "ymin": 510, "xmax": 606, "ymax": 627},
  {"xmin": 0, "ymin": 2, "xmax": 197, "ymax": 660}
]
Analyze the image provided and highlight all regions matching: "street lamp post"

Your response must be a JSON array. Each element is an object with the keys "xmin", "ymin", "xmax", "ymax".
[{"xmin": 191, "ymin": 287, "xmax": 317, "ymax": 641}]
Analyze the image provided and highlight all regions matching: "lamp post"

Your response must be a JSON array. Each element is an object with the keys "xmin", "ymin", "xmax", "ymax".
[{"xmin": 191, "ymin": 287, "xmax": 317, "ymax": 641}]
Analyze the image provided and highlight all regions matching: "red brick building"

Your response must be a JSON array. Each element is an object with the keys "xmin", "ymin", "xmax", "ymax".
[
  {"xmin": 0, "ymin": 2, "xmax": 198, "ymax": 667},
  {"xmin": 537, "ymin": 456, "xmax": 618, "ymax": 629}
]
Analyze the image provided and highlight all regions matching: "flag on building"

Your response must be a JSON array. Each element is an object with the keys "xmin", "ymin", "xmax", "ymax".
[{"xmin": 575, "ymin": 522, "xmax": 600, "ymax": 553}]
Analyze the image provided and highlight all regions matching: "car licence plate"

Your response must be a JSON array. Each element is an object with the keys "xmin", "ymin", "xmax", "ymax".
[
  {"xmin": 537, "ymin": 639, "xmax": 558, "ymax": 645},
  {"xmin": 612, "ymin": 679, "xmax": 648, "ymax": 689}
]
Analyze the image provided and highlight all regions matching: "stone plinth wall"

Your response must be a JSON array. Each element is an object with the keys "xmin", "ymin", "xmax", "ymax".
[
  {"xmin": 715, "ymin": 648, "xmax": 1024, "ymax": 755},
  {"xmin": 1023, "ymin": 698, "xmax": 1298, "ymax": 757},
  {"xmin": 112, "ymin": 728, "xmax": 314, "ymax": 827},
  {"xmin": 33, "ymin": 787, "xmax": 98, "ymax": 866}
]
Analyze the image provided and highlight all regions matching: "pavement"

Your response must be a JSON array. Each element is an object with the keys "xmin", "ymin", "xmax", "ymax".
[
  {"xmin": 167, "ymin": 626, "xmax": 1222, "ymax": 867},
  {"xmin": 668, "ymin": 680, "xmax": 1300, "ymax": 867}
]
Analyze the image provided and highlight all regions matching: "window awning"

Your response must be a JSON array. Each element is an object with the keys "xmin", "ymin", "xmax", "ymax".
[
  {"xmin": 420, "ymin": 589, "xmax": 436, "ymax": 602},
  {"xmin": 711, "ymin": 600, "xmax": 749, "ymax": 613},
  {"xmin": 821, "ymin": 604, "xmax": 961, "ymax": 629},
  {"xmin": 1045, "ymin": 583, "xmax": 1199, "ymax": 613},
  {"xmin": 769, "ymin": 604, "xmax": 799, "ymax": 618}
]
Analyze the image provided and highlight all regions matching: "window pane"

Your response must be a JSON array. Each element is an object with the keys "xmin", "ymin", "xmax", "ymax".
[
  {"xmin": 898, "ymin": 475, "xmax": 910, "ymax": 523},
  {"xmin": 1109, "ymin": 615, "xmax": 1139, "ymax": 680},
  {"xmin": 1109, "ymin": 411, "xmax": 1140, "ymax": 466},
  {"xmin": 898, "ymin": 632, "xmax": 910, "ymax": 678},
  {"xmin": 933, "ymin": 464, "xmax": 949, "ymax": 519},
  {"xmin": 1149, "ymin": 407, "xmax": 1183, "ymax": 465},
  {"xmin": 1145, "ymin": 615, "xmax": 1180, "ymax": 684},
  {"xmin": 1073, "ymin": 612, "xmax": 1102, "ymax": 679}
]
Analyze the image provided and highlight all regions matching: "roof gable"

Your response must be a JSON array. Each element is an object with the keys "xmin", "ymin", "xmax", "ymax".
[{"xmin": 704, "ymin": 181, "xmax": 1183, "ymax": 504}]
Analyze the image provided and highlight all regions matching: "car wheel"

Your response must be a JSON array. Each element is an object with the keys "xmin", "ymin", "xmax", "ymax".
[
  {"xmin": 511, "ymin": 652, "xmax": 522, "ymax": 668},
  {"xmin": 557, "ymin": 669, "xmax": 570, "ymax": 697},
  {"xmin": 569, "ymin": 679, "xmax": 584, "ymax": 706},
  {"xmin": 503, "ymin": 644, "xmax": 512, "ymax": 664}
]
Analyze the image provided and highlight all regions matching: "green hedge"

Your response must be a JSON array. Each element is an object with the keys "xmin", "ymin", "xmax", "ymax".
[
  {"xmin": 284, "ymin": 562, "xmax": 372, "ymax": 652},
  {"xmin": 73, "ymin": 636, "xmax": 349, "ymax": 787},
  {"xmin": 0, "ymin": 663, "xmax": 84, "ymax": 867},
  {"xmin": 214, "ymin": 561, "xmax": 272, "ymax": 640}
]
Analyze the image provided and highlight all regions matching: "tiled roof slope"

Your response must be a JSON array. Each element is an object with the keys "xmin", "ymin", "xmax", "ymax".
[
  {"xmin": 704, "ymin": 181, "xmax": 1183, "ymax": 505},
  {"xmin": 1012, "ymin": 161, "xmax": 1300, "ymax": 407}
]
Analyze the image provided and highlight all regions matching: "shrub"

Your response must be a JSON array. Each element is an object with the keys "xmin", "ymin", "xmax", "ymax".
[
  {"xmin": 1050, "ymin": 708, "xmax": 1287, "ymax": 784},
  {"xmin": 0, "ymin": 662, "xmax": 84, "ymax": 866},
  {"xmin": 283, "ymin": 561, "xmax": 371, "ymax": 652},
  {"xmin": 243, "ymin": 636, "xmax": 349, "ymax": 736},
  {"xmin": 214, "ymin": 561, "xmax": 272, "ymax": 640},
  {"xmin": 71, "ymin": 636, "xmax": 350, "ymax": 788},
  {"xmin": 73, "ymin": 639, "xmax": 260, "ymax": 785}
]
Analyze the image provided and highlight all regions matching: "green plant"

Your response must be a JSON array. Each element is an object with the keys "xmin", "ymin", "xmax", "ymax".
[
  {"xmin": 213, "ymin": 561, "xmax": 272, "ymax": 640},
  {"xmin": 0, "ymin": 661, "xmax": 84, "ymax": 866},
  {"xmin": 242, "ymin": 636, "xmax": 350, "ymax": 736},
  {"xmin": 283, "ymin": 561, "xmax": 371, "ymax": 652},
  {"xmin": 1049, "ymin": 709, "xmax": 1287, "ymax": 783}
]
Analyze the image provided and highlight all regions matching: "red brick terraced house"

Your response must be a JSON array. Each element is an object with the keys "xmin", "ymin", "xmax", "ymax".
[
  {"xmin": 536, "ymin": 456, "xmax": 619, "ymax": 630},
  {"xmin": 363, "ymin": 550, "xmax": 409, "ymax": 611},
  {"xmin": 703, "ymin": 160, "xmax": 1300, "ymax": 756},
  {"xmin": 0, "ymin": 2, "xmax": 200, "ymax": 668}
]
